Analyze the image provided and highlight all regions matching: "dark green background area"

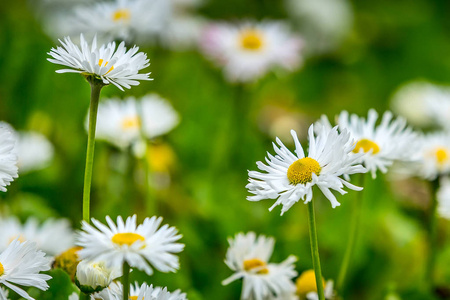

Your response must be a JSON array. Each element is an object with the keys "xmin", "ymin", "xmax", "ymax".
[{"xmin": 1, "ymin": 0, "xmax": 450, "ymax": 299}]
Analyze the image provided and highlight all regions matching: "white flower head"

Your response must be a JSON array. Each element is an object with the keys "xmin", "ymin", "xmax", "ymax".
[
  {"xmin": 414, "ymin": 132, "xmax": 450, "ymax": 180},
  {"xmin": 14, "ymin": 131, "xmax": 54, "ymax": 174},
  {"xmin": 222, "ymin": 232, "xmax": 297, "ymax": 300},
  {"xmin": 91, "ymin": 94, "xmax": 179, "ymax": 150},
  {"xmin": 0, "ymin": 216, "xmax": 75, "ymax": 256},
  {"xmin": 93, "ymin": 281, "xmax": 187, "ymax": 300},
  {"xmin": 438, "ymin": 177, "xmax": 450, "ymax": 219},
  {"xmin": 0, "ymin": 239, "xmax": 52, "ymax": 300},
  {"xmin": 200, "ymin": 21, "xmax": 303, "ymax": 83},
  {"xmin": 247, "ymin": 124, "xmax": 366, "ymax": 214},
  {"xmin": 48, "ymin": 34, "xmax": 151, "ymax": 91},
  {"xmin": 316, "ymin": 109, "xmax": 419, "ymax": 178},
  {"xmin": 0, "ymin": 124, "xmax": 18, "ymax": 192},
  {"xmin": 75, "ymin": 260, "xmax": 122, "ymax": 293},
  {"xmin": 77, "ymin": 215, "xmax": 184, "ymax": 276}
]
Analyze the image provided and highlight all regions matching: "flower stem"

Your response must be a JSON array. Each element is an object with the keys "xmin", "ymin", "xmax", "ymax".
[
  {"xmin": 122, "ymin": 261, "xmax": 130, "ymax": 300},
  {"xmin": 307, "ymin": 199, "xmax": 325, "ymax": 300},
  {"xmin": 426, "ymin": 178, "xmax": 439, "ymax": 290},
  {"xmin": 336, "ymin": 173, "xmax": 366, "ymax": 293},
  {"xmin": 81, "ymin": 293, "xmax": 90, "ymax": 300},
  {"xmin": 82, "ymin": 82, "xmax": 103, "ymax": 222}
]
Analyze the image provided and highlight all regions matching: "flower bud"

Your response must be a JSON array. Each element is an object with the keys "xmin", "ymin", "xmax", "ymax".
[{"xmin": 75, "ymin": 260, "xmax": 121, "ymax": 294}]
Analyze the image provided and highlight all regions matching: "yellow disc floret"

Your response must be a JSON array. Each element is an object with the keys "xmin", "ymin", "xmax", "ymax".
[
  {"xmin": 53, "ymin": 246, "xmax": 83, "ymax": 281},
  {"xmin": 129, "ymin": 297, "xmax": 138, "ymax": 300},
  {"xmin": 353, "ymin": 139, "xmax": 380, "ymax": 154},
  {"xmin": 243, "ymin": 258, "xmax": 269, "ymax": 274},
  {"xmin": 295, "ymin": 269, "xmax": 325, "ymax": 295},
  {"xmin": 240, "ymin": 29, "xmax": 264, "ymax": 51},
  {"xmin": 435, "ymin": 147, "xmax": 449, "ymax": 165},
  {"xmin": 122, "ymin": 116, "xmax": 141, "ymax": 130},
  {"xmin": 287, "ymin": 157, "xmax": 321, "ymax": 185},
  {"xmin": 0, "ymin": 262, "xmax": 4, "ymax": 276},
  {"xmin": 98, "ymin": 59, "xmax": 114, "ymax": 74},
  {"xmin": 111, "ymin": 233, "xmax": 145, "ymax": 246},
  {"xmin": 112, "ymin": 9, "xmax": 131, "ymax": 22}
]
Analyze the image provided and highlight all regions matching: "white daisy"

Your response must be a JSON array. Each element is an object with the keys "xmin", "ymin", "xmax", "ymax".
[
  {"xmin": 0, "ymin": 239, "xmax": 52, "ymax": 300},
  {"xmin": 47, "ymin": 34, "xmax": 151, "ymax": 91},
  {"xmin": 316, "ymin": 109, "xmax": 418, "ymax": 178},
  {"xmin": 94, "ymin": 281, "xmax": 187, "ymax": 300},
  {"xmin": 92, "ymin": 280, "xmax": 122, "ymax": 300},
  {"xmin": 0, "ymin": 216, "xmax": 75, "ymax": 256},
  {"xmin": 75, "ymin": 260, "xmax": 122, "ymax": 293},
  {"xmin": 438, "ymin": 177, "xmax": 450, "ymax": 219},
  {"xmin": 91, "ymin": 94, "xmax": 179, "ymax": 150},
  {"xmin": 14, "ymin": 131, "xmax": 54, "ymax": 174},
  {"xmin": 0, "ymin": 124, "xmax": 18, "ymax": 192},
  {"xmin": 200, "ymin": 21, "xmax": 304, "ymax": 83},
  {"xmin": 222, "ymin": 232, "xmax": 297, "ymax": 300},
  {"xmin": 247, "ymin": 125, "xmax": 366, "ymax": 214},
  {"xmin": 414, "ymin": 132, "xmax": 450, "ymax": 180},
  {"xmin": 77, "ymin": 215, "xmax": 184, "ymax": 276}
]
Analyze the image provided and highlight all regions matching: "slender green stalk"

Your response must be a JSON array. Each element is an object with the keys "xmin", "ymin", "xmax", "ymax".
[
  {"xmin": 81, "ymin": 293, "xmax": 90, "ymax": 300},
  {"xmin": 426, "ymin": 178, "xmax": 439, "ymax": 290},
  {"xmin": 122, "ymin": 261, "xmax": 130, "ymax": 300},
  {"xmin": 82, "ymin": 82, "xmax": 103, "ymax": 222},
  {"xmin": 307, "ymin": 199, "xmax": 325, "ymax": 300},
  {"xmin": 336, "ymin": 174, "xmax": 366, "ymax": 293}
]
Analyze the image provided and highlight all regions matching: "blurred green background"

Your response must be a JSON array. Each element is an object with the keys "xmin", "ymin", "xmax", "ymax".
[{"xmin": 2, "ymin": 0, "xmax": 450, "ymax": 299}]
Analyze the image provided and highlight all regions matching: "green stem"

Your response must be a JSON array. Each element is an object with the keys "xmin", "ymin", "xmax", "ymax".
[
  {"xmin": 426, "ymin": 178, "xmax": 439, "ymax": 290},
  {"xmin": 82, "ymin": 82, "xmax": 102, "ymax": 223},
  {"xmin": 81, "ymin": 293, "xmax": 90, "ymax": 300},
  {"xmin": 307, "ymin": 199, "xmax": 325, "ymax": 300},
  {"xmin": 122, "ymin": 261, "xmax": 130, "ymax": 300},
  {"xmin": 336, "ymin": 174, "xmax": 366, "ymax": 293}
]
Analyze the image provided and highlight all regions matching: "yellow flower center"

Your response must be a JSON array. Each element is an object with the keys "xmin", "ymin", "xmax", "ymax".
[
  {"xmin": 98, "ymin": 59, "xmax": 114, "ymax": 74},
  {"xmin": 240, "ymin": 29, "xmax": 264, "ymax": 51},
  {"xmin": 53, "ymin": 246, "xmax": 83, "ymax": 280},
  {"xmin": 111, "ymin": 233, "xmax": 145, "ymax": 246},
  {"xmin": 287, "ymin": 157, "xmax": 321, "ymax": 185},
  {"xmin": 112, "ymin": 9, "xmax": 131, "ymax": 22},
  {"xmin": 296, "ymin": 269, "xmax": 325, "ymax": 295},
  {"xmin": 129, "ymin": 297, "xmax": 138, "ymax": 300},
  {"xmin": 122, "ymin": 116, "xmax": 141, "ymax": 130},
  {"xmin": 353, "ymin": 139, "xmax": 380, "ymax": 154},
  {"xmin": 0, "ymin": 262, "xmax": 4, "ymax": 276},
  {"xmin": 243, "ymin": 258, "xmax": 269, "ymax": 274},
  {"xmin": 435, "ymin": 147, "xmax": 449, "ymax": 165}
]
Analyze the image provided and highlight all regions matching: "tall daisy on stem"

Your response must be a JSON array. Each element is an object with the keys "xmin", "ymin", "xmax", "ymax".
[
  {"xmin": 247, "ymin": 125, "xmax": 367, "ymax": 300},
  {"xmin": 316, "ymin": 109, "xmax": 418, "ymax": 293},
  {"xmin": 47, "ymin": 34, "xmax": 151, "ymax": 222}
]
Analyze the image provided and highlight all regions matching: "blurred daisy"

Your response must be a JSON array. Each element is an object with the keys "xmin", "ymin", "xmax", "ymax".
[
  {"xmin": 0, "ymin": 124, "xmax": 18, "ymax": 192},
  {"xmin": 14, "ymin": 131, "xmax": 54, "ymax": 174},
  {"xmin": 317, "ymin": 109, "xmax": 418, "ymax": 178},
  {"xmin": 414, "ymin": 132, "xmax": 450, "ymax": 180},
  {"xmin": 77, "ymin": 215, "xmax": 184, "ymax": 276},
  {"xmin": 200, "ymin": 21, "xmax": 303, "ymax": 83},
  {"xmin": 92, "ymin": 94, "xmax": 179, "ymax": 150},
  {"xmin": 222, "ymin": 232, "xmax": 297, "ymax": 300},
  {"xmin": 75, "ymin": 260, "xmax": 122, "ymax": 294},
  {"xmin": 285, "ymin": 0, "xmax": 353, "ymax": 53},
  {"xmin": 390, "ymin": 81, "xmax": 449, "ymax": 128},
  {"xmin": 53, "ymin": 246, "xmax": 83, "ymax": 281},
  {"xmin": 0, "ymin": 216, "xmax": 75, "ymax": 256},
  {"xmin": 47, "ymin": 34, "xmax": 151, "ymax": 91},
  {"xmin": 424, "ymin": 88, "xmax": 450, "ymax": 130},
  {"xmin": 247, "ymin": 125, "xmax": 366, "ymax": 214},
  {"xmin": 0, "ymin": 239, "xmax": 52, "ymax": 300},
  {"xmin": 295, "ymin": 269, "xmax": 334, "ymax": 300},
  {"xmin": 437, "ymin": 177, "xmax": 450, "ymax": 220}
]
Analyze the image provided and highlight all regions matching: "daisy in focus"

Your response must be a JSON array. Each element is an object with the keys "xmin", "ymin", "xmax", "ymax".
[
  {"xmin": 0, "ymin": 239, "xmax": 52, "ymax": 300},
  {"xmin": 200, "ymin": 21, "xmax": 303, "ymax": 83},
  {"xmin": 222, "ymin": 232, "xmax": 297, "ymax": 300},
  {"xmin": 0, "ymin": 124, "xmax": 18, "ymax": 192},
  {"xmin": 247, "ymin": 125, "xmax": 366, "ymax": 214},
  {"xmin": 91, "ymin": 94, "xmax": 179, "ymax": 150},
  {"xmin": 0, "ymin": 216, "xmax": 74, "ymax": 256},
  {"xmin": 47, "ymin": 34, "xmax": 151, "ymax": 91},
  {"xmin": 77, "ymin": 215, "xmax": 184, "ymax": 276},
  {"xmin": 316, "ymin": 109, "xmax": 418, "ymax": 178}
]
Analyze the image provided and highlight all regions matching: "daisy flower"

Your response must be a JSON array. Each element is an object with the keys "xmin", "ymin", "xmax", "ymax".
[
  {"xmin": 14, "ymin": 131, "xmax": 54, "ymax": 174},
  {"xmin": 75, "ymin": 260, "xmax": 122, "ymax": 294},
  {"xmin": 77, "ymin": 215, "xmax": 184, "ymax": 276},
  {"xmin": 0, "ymin": 124, "xmax": 18, "ymax": 192},
  {"xmin": 316, "ymin": 109, "xmax": 418, "ymax": 178},
  {"xmin": 413, "ymin": 132, "xmax": 450, "ymax": 180},
  {"xmin": 0, "ymin": 239, "xmax": 52, "ymax": 300},
  {"xmin": 93, "ymin": 281, "xmax": 187, "ymax": 300},
  {"xmin": 92, "ymin": 94, "xmax": 179, "ymax": 150},
  {"xmin": 437, "ymin": 177, "xmax": 450, "ymax": 219},
  {"xmin": 200, "ymin": 21, "xmax": 303, "ymax": 83},
  {"xmin": 295, "ymin": 269, "xmax": 334, "ymax": 300},
  {"xmin": 247, "ymin": 125, "xmax": 366, "ymax": 214},
  {"xmin": 222, "ymin": 232, "xmax": 297, "ymax": 300},
  {"xmin": 0, "ymin": 216, "xmax": 75, "ymax": 256},
  {"xmin": 47, "ymin": 34, "xmax": 151, "ymax": 91}
]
